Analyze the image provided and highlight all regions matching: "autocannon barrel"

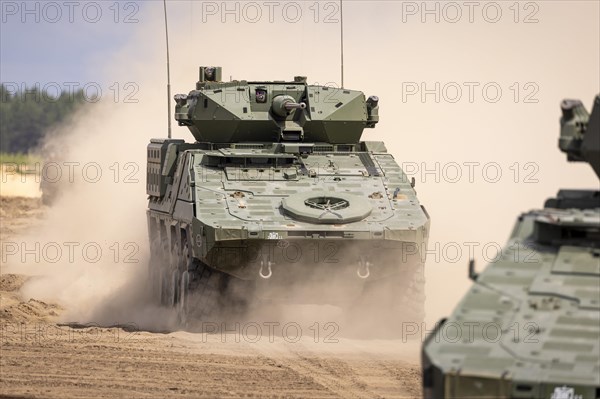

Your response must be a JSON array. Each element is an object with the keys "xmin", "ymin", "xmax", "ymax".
[
  {"xmin": 272, "ymin": 95, "xmax": 306, "ymax": 117},
  {"xmin": 284, "ymin": 101, "xmax": 306, "ymax": 110}
]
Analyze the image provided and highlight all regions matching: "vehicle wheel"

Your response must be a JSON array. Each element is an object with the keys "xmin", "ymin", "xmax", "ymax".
[
  {"xmin": 177, "ymin": 270, "xmax": 190, "ymax": 327},
  {"xmin": 173, "ymin": 237, "xmax": 253, "ymax": 324},
  {"xmin": 160, "ymin": 268, "xmax": 171, "ymax": 306},
  {"xmin": 148, "ymin": 237, "xmax": 162, "ymax": 304},
  {"xmin": 181, "ymin": 240, "xmax": 193, "ymax": 272},
  {"xmin": 171, "ymin": 269, "xmax": 180, "ymax": 308},
  {"xmin": 190, "ymin": 263, "xmax": 222, "ymax": 319},
  {"xmin": 170, "ymin": 242, "xmax": 181, "ymax": 274}
]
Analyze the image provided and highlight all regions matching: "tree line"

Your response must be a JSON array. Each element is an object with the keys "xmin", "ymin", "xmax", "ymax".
[{"xmin": 0, "ymin": 84, "xmax": 89, "ymax": 154}]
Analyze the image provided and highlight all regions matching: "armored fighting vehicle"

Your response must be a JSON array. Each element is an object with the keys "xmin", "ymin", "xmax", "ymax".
[
  {"xmin": 422, "ymin": 95, "xmax": 600, "ymax": 398},
  {"xmin": 147, "ymin": 67, "xmax": 430, "ymax": 323}
]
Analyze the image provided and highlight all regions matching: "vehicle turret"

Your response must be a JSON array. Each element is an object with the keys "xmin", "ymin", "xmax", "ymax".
[{"xmin": 174, "ymin": 66, "xmax": 379, "ymax": 144}]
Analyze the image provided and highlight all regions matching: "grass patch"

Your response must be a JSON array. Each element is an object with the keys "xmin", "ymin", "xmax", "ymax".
[{"xmin": 0, "ymin": 152, "xmax": 43, "ymax": 174}]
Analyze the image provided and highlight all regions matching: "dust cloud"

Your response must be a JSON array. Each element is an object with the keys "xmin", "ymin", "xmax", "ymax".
[
  {"xmin": 6, "ymin": 91, "xmax": 173, "ymax": 330},
  {"xmin": 5, "ymin": 7, "xmax": 168, "ymax": 330}
]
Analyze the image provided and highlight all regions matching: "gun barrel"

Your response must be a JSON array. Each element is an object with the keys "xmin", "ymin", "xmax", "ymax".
[
  {"xmin": 272, "ymin": 95, "xmax": 306, "ymax": 117},
  {"xmin": 284, "ymin": 101, "xmax": 307, "ymax": 110}
]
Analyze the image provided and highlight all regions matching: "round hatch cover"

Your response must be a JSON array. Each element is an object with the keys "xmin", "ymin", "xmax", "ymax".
[{"xmin": 282, "ymin": 191, "xmax": 372, "ymax": 224}]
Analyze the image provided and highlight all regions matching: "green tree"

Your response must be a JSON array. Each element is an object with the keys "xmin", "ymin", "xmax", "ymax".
[{"xmin": 0, "ymin": 84, "xmax": 88, "ymax": 154}]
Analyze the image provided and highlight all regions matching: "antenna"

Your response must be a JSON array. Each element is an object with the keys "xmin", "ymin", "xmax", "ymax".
[
  {"xmin": 163, "ymin": 0, "xmax": 172, "ymax": 139},
  {"xmin": 340, "ymin": 0, "xmax": 344, "ymax": 89}
]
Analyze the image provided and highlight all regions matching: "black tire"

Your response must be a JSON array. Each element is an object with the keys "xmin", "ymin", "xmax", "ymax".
[
  {"xmin": 184, "ymin": 262, "xmax": 253, "ymax": 325},
  {"xmin": 159, "ymin": 267, "xmax": 172, "ymax": 307},
  {"xmin": 169, "ymin": 235, "xmax": 254, "ymax": 328},
  {"xmin": 173, "ymin": 262, "xmax": 223, "ymax": 326},
  {"xmin": 171, "ymin": 269, "xmax": 180, "ymax": 307},
  {"xmin": 148, "ymin": 237, "xmax": 163, "ymax": 304},
  {"xmin": 177, "ymin": 270, "xmax": 190, "ymax": 326},
  {"xmin": 176, "ymin": 239, "xmax": 194, "ymax": 326}
]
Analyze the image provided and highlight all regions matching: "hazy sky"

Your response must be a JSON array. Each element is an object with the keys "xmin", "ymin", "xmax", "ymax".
[{"xmin": 1, "ymin": 1, "xmax": 145, "ymax": 85}]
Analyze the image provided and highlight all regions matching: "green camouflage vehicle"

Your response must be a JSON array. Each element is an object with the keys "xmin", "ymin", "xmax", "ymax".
[
  {"xmin": 146, "ymin": 67, "xmax": 430, "ymax": 323},
  {"xmin": 422, "ymin": 95, "xmax": 600, "ymax": 398}
]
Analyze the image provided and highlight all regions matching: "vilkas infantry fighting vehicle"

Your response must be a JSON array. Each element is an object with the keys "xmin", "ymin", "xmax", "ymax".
[
  {"xmin": 422, "ymin": 95, "xmax": 600, "ymax": 398},
  {"xmin": 147, "ymin": 67, "xmax": 430, "ymax": 322}
]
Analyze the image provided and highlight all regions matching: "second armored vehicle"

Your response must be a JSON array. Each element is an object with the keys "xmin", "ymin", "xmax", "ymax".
[
  {"xmin": 147, "ymin": 67, "xmax": 430, "ymax": 323},
  {"xmin": 422, "ymin": 95, "xmax": 600, "ymax": 398}
]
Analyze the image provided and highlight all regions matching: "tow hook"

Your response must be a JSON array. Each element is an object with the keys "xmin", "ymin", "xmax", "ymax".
[
  {"xmin": 357, "ymin": 257, "xmax": 371, "ymax": 279},
  {"xmin": 259, "ymin": 260, "xmax": 273, "ymax": 279}
]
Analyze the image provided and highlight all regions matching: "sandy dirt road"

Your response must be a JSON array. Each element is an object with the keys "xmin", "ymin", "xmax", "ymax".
[{"xmin": 0, "ymin": 197, "xmax": 422, "ymax": 399}]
